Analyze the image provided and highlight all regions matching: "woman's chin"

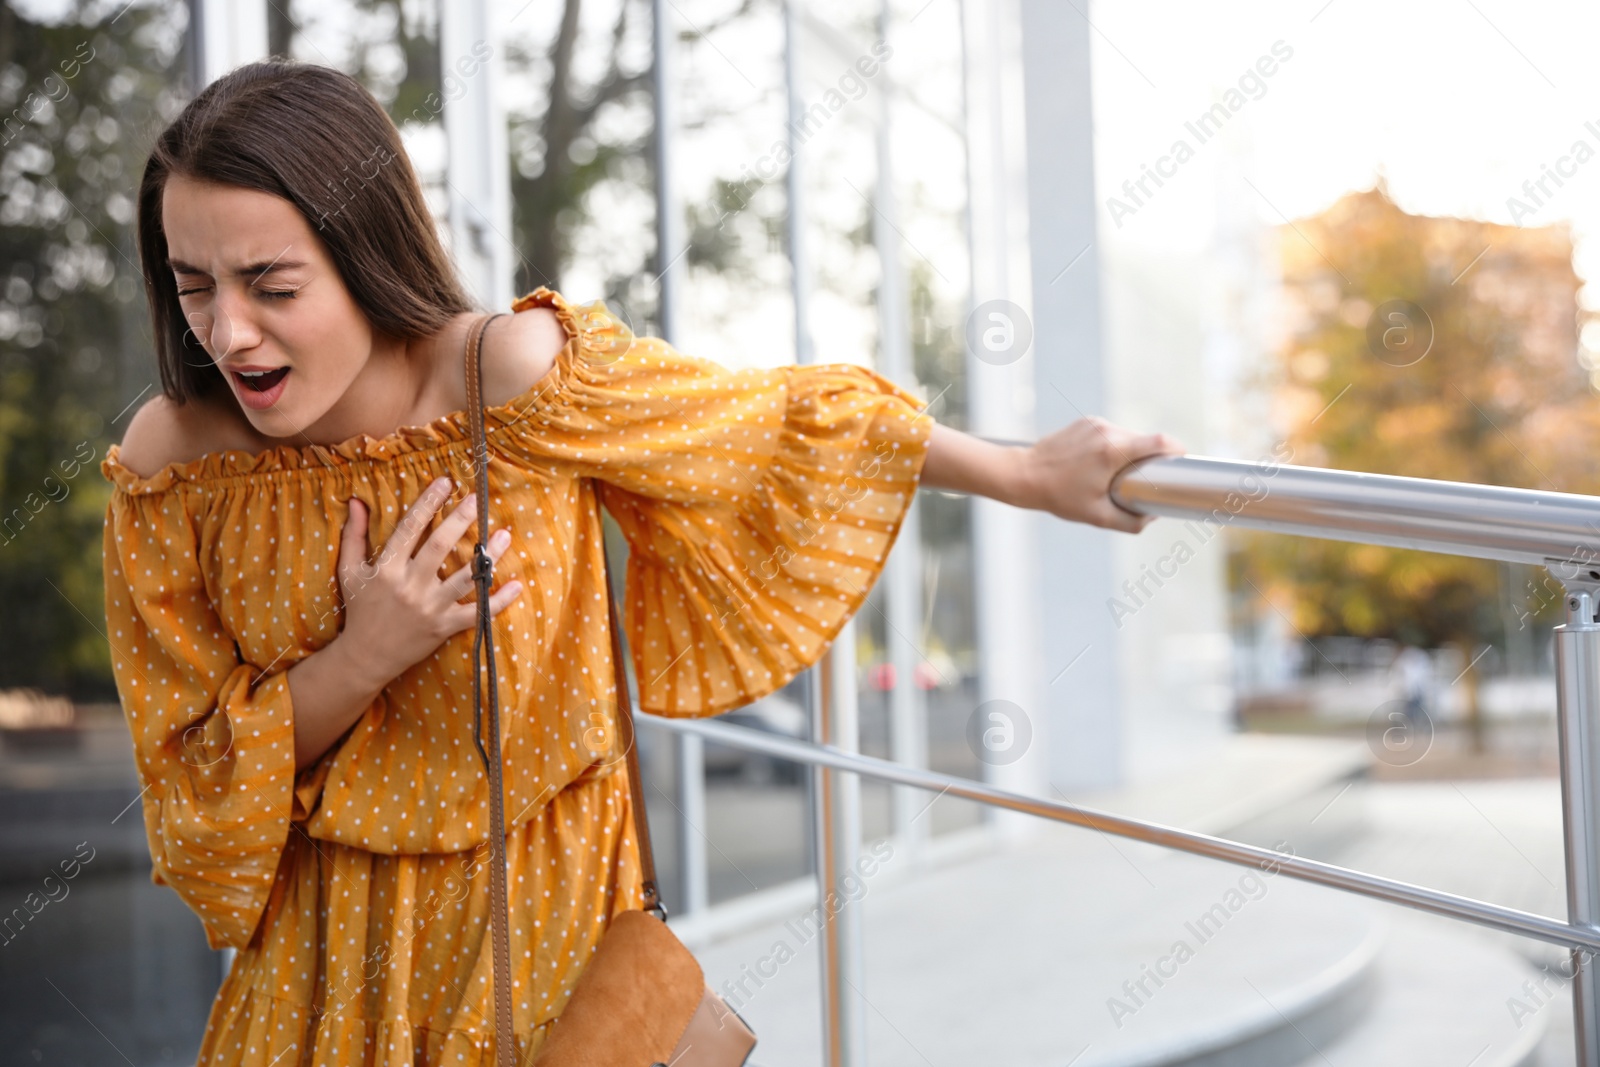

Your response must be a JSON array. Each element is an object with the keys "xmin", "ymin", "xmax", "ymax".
[{"xmin": 234, "ymin": 402, "xmax": 302, "ymax": 446}]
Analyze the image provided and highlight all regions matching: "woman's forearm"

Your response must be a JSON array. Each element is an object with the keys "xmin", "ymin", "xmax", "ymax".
[
  {"xmin": 918, "ymin": 417, "xmax": 1186, "ymax": 533},
  {"xmin": 918, "ymin": 424, "xmax": 1035, "ymax": 508},
  {"xmin": 287, "ymin": 636, "xmax": 393, "ymax": 770}
]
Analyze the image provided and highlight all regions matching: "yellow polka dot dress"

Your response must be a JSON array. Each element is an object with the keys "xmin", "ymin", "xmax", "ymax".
[{"xmin": 98, "ymin": 286, "xmax": 933, "ymax": 1065}]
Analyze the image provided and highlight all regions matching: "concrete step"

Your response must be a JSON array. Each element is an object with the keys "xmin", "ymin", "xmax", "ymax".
[
  {"xmin": 696, "ymin": 838, "xmax": 1549, "ymax": 1067},
  {"xmin": 1286, "ymin": 914, "xmax": 1547, "ymax": 1067},
  {"xmin": 1306, "ymin": 779, "xmax": 1570, "ymax": 1066},
  {"xmin": 692, "ymin": 830, "xmax": 1383, "ymax": 1067},
  {"xmin": 679, "ymin": 735, "xmax": 1383, "ymax": 1066}
]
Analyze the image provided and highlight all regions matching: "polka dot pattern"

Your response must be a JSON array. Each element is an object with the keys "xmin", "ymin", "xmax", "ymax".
[{"xmin": 96, "ymin": 286, "xmax": 933, "ymax": 1065}]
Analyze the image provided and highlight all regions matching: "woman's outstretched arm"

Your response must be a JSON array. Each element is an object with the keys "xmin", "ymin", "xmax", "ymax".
[{"xmin": 919, "ymin": 419, "xmax": 1185, "ymax": 534}]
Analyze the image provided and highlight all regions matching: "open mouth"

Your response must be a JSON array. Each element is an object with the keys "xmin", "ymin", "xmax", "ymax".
[{"xmin": 235, "ymin": 367, "xmax": 290, "ymax": 392}]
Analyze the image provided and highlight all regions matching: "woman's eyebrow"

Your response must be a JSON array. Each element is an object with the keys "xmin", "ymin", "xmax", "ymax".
[{"xmin": 167, "ymin": 257, "xmax": 310, "ymax": 278}]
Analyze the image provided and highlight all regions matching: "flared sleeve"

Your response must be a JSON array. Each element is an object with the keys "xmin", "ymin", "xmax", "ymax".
[
  {"xmin": 101, "ymin": 487, "xmax": 306, "ymax": 950},
  {"xmin": 499, "ymin": 296, "xmax": 935, "ymax": 717}
]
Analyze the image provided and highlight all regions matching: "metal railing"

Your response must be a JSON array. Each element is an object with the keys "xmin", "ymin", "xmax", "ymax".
[{"xmin": 636, "ymin": 454, "xmax": 1600, "ymax": 1066}]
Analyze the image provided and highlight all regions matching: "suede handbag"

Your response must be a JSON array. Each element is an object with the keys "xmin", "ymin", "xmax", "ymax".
[{"xmin": 463, "ymin": 313, "xmax": 758, "ymax": 1067}]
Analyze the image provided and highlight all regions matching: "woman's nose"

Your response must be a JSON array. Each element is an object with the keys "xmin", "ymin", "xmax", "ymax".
[{"xmin": 207, "ymin": 288, "xmax": 263, "ymax": 359}]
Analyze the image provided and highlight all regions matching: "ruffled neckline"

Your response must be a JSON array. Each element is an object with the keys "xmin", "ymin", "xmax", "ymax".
[{"xmin": 101, "ymin": 286, "xmax": 585, "ymax": 495}]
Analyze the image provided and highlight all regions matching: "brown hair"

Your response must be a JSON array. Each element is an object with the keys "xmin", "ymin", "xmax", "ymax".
[{"xmin": 136, "ymin": 58, "xmax": 476, "ymax": 405}]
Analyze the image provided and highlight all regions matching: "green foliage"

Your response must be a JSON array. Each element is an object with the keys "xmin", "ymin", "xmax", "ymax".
[{"xmin": 0, "ymin": 1, "xmax": 190, "ymax": 699}]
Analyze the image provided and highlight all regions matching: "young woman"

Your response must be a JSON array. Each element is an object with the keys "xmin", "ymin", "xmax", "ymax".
[{"xmin": 101, "ymin": 58, "xmax": 1181, "ymax": 1065}]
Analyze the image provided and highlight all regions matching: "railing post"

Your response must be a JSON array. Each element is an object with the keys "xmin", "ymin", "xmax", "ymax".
[
  {"xmin": 674, "ymin": 732, "xmax": 709, "ymax": 917},
  {"xmin": 1554, "ymin": 576, "xmax": 1600, "ymax": 1065},
  {"xmin": 811, "ymin": 626, "xmax": 866, "ymax": 1067},
  {"xmin": 650, "ymin": 0, "xmax": 702, "ymax": 922}
]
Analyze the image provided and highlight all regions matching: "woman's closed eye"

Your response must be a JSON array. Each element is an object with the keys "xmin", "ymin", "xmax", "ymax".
[{"xmin": 175, "ymin": 285, "xmax": 301, "ymax": 300}]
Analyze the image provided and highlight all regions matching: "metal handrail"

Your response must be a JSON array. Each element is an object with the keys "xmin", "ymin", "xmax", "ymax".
[
  {"xmin": 638, "ymin": 710, "xmax": 1600, "ymax": 953},
  {"xmin": 1108, "ymin": 453, "xmax": 1600, "ymax": 568}
]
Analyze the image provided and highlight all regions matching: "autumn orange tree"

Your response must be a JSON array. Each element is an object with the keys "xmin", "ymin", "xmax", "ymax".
[{"xmin": 1232, "ymin": 182, "xmax": 1600, "ymax": 649}]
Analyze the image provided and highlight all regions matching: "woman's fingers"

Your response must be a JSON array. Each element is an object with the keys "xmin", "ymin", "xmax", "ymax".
[
  {"xmin": 445, "ymin": 527, "xmax": 516, "ymax": 604},
  {"xmin": 1099, "ymin": 504, "xmax": 1148, "ymax": 534},
  {"xmin": 379, "ymin": 476, "xmax": 456, "ymax": 568},
  {"xmin": 339, "ymin": 497, "xmax": 377, "ymax": 583},
  {"xmin": 413, "ymin": 490, "xmax": 480, "ymax": 577},
  {"xmin": 445, "ymin": 575, "xmax": 525, "ymax": 635},
  {"xmin": 487, "ymin": 576, "xmax": 524, "ymax": 614},
  {"xmin": 1025, "ymin": 418, "xmax": 1185, "ymax": 533},
  {"xmin": 1127, "ymin": 431, "xmax": 1186, "ymax": 461},
  {"xmin": 1097, "ymin": 428, "xmax": 1184, "ymax": 474},
  {"xmin": 1099, "ymin": 433, "xmax": 1183, "ymax": 532}
]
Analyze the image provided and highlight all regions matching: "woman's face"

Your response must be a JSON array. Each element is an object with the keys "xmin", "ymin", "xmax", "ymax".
[{"xmin": 162, "ymin": 173, "xmax": 385, "ymax": 442}]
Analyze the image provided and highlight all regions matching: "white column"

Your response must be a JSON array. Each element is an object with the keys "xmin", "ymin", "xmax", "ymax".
[
  {"xmin": 441, "ymin": 0, "xmax": 513, "ymax": 312},
  {"xmin": 1015, "ymin": 0, "xmax": 1122, "ymax": 792},
  {"xmin": 959, "ymin": 0, "xmax": 1047, "ymax": 838},
  {"xmin": 194, "ymin": 0, "xmax": 269, "ymax": 85}
]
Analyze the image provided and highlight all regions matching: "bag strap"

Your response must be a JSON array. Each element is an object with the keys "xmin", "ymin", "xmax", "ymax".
[
  {"xmin": 594, "ymin": 488, "xmax": 666, "ymax": 920},
  {"xmin": 462, "ymin": 311, "xmax": 669, "ymax": 1061},
  {"xmin": 463, "ymin": 312, "xmax": 515, "ymax": 1067}
]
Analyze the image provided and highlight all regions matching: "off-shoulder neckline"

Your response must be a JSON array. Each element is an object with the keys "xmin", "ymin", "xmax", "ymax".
[{"xmin": 100, "ymin": 286, "xmax": 586, "ymax": 495}]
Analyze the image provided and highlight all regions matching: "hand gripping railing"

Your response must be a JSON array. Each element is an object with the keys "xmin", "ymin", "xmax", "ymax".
[{"xmin": 636, "ymin": 454, "xmax": 1600, "ymax": 1066}]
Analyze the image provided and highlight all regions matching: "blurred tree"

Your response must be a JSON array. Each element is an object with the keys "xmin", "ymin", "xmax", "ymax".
[
  {"xmin": 0, "ymin": 0, "xmax": 190, "ymax": 699},
  {"xmin": 504, "ymin": 0, "xmax": 762, "ymax": 323},
  {"xmin": 1232, "ymin": 181, "xmax": 1600, "ymax": 650},
  {"xmin": 273, "ymin": 0, "xmax": 766, "ymax": 328},
  {"xmin": 268, "ymin": 0, "xmax": 446, "ymax": 132}
]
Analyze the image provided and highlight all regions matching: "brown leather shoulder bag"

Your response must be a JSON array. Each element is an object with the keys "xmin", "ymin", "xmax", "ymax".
[{"xmin": 463, "ymin": 312, "xmax": 758, "ymax": 1067}]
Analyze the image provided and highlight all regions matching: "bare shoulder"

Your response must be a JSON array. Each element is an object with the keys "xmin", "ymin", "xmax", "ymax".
[
  {"xmin": 479, "ymin": 305, "xmax": 566, "ymax": 407},
  {"xmin": 116, "ymin": 393, "xmax": 254, "ymax": 478}
]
